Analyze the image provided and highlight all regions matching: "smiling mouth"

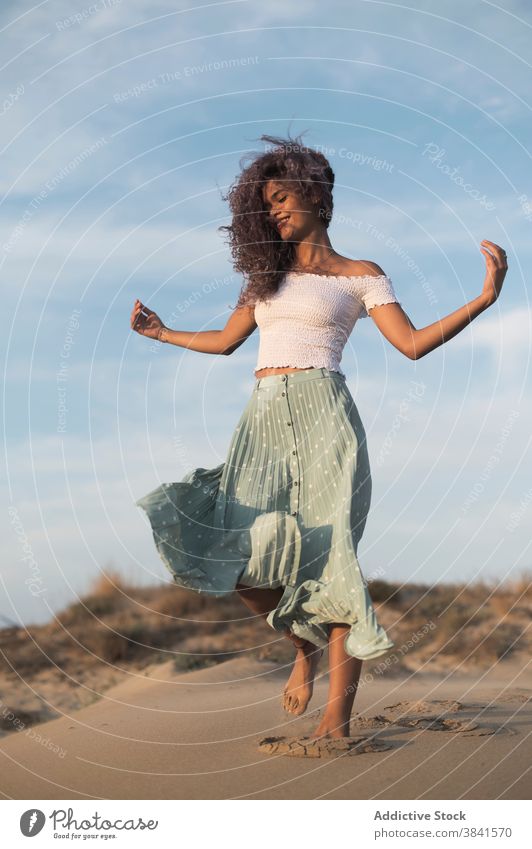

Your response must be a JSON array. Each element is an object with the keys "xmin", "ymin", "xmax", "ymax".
[{"xmin": 276, "ymin": 216, "xmax": 290, "ymax": 231}]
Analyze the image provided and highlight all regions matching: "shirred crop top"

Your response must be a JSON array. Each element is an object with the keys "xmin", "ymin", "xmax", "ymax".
[{"xmin": 253, "ymin": 272, "xmax": 401, "ymax": 377}]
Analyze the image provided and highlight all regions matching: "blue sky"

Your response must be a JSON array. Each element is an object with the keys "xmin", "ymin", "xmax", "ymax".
[{"xmin": 1, "ymin": 0, "xmax": 531, "ymax": 627}]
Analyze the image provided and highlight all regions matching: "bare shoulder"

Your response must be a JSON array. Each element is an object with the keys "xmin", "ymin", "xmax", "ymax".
[{"xmin": 345, "ymin": 259, "xmax": 386, "ymax": 277}]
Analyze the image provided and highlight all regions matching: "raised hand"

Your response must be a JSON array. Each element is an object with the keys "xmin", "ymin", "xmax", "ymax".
[
  {"xmin": 130, "ymin": 299, "xmax": 165, "ymax": 340},
  {"xmin": 480, "ymin": 240, "xmax": 507, "ymax": 307}
]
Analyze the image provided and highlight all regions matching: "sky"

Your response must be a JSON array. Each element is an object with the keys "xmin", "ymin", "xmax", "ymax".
[{"xmin": 1, "ymin": 0, "xmax": 531, "ymax": 627}]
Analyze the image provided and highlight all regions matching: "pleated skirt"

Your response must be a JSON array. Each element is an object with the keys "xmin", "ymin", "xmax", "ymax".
[{"xmin": 135, "ymin": 367, "xmax": 395, "ymax": 661}]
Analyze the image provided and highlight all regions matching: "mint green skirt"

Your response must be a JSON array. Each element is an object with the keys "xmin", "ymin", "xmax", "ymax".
[{"xmin": 135, "ymin": 367, "xmax": 394, "ymax": 661}]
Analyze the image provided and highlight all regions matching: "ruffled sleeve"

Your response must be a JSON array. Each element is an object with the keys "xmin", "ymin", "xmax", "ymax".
[{"xmin": 355, "ymin": 275, "xmax": 401, "ymax": 318}]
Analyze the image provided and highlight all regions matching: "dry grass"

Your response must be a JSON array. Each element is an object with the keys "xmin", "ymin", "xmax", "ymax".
[
  {"xmin": 0, "ymin": 568, "xmax": 530, "ymax": 735},
  {"xmin": 396, "ymin": 572, "xmax": 531, "ymax": 667}
]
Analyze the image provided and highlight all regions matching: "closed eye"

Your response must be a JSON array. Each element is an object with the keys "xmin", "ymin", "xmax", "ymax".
[{"xmin": 265, "ymin": 195, "xmax": 287, "ymax": 209}]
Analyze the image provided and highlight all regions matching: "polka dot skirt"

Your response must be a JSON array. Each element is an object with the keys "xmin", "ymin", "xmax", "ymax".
[{"xmin": 135, "ymin": 367, "xmax": 394, "ymax": 661}]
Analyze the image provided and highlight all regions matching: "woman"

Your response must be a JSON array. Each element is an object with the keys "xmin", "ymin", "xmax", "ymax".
[{"xmin": 130, "ymin": 133, "xmax": 507, "ymax": 741}]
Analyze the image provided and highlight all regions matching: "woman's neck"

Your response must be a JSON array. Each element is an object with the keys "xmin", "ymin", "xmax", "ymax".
[{"xmin": 292, "ymin": 234, "xmax": 337, "ymax": 272}]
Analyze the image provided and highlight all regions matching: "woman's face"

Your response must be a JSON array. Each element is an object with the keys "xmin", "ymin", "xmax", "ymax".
[{"xmin": 262, "ymin": 180, "xmax": 319, "ymax": 240}]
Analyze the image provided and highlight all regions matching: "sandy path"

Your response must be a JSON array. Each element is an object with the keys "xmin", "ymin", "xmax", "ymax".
[{"xmin": 1, "ymin": 655, "xmax": 530, "ymax": 799}]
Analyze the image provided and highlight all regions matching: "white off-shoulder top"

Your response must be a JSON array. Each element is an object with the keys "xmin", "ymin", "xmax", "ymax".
[{"xmin": 253, "ymin": 272, "xmax": 401, "ymax": 377}]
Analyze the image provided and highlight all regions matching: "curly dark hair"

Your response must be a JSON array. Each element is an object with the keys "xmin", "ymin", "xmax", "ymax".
[{"xmin": 218, "ymin": 131, "xmax": 335, "ymax": 308}]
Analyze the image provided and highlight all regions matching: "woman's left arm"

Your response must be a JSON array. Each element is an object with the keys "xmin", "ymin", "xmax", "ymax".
[{"xmin": 370, "ymin": 240, "xmax": 508, "ymax": 360}]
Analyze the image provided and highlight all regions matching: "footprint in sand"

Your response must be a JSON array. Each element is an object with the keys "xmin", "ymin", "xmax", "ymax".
[
  {"xmin": 493, "ymin": 689, "xmax": 532, "ymax": 705},
  {"xmin": 350, "ymin": 714, "xmax": 391, "ymax": 729},
  {"xmin": 257, "ymin": 735, "xmax": 393, "ymax": 758},
  {"xmin": 383, "ymin": 698, "xmax": 464, "ymax": 716},
  {"xmin": 391, "ymin": 715, "xmax": 489, "ymax": 734},
  {"xmin": 351, "ymin": 699, "xmax": 502, "ymax": 736},
  {"xmin": 348, "ymin": 701, "xmax": 463, "ymax": 731}
]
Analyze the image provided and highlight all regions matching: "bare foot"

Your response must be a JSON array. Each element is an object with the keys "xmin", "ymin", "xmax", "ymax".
[
  {"xmin": 282, "ymin": 640, "xmax": 323, "ymax": 716},
  {"xmin": 309, "ymin": 713, "xmax": 350, "ymax": 739}
]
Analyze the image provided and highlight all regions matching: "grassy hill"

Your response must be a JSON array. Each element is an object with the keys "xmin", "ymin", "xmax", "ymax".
[{"xmin": 1, "ymin": 569, "xmax": 530, "ymax": 737}]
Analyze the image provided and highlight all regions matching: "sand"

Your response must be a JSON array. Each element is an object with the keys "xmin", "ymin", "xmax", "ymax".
[{"xmin": 0, "ymin": 653, "xmax": 530, "ymax": 800}]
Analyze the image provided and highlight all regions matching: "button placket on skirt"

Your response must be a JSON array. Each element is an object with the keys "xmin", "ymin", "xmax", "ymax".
[
  {"xmin": 280, "ymin": 376, "xmax": 298, "ymax": 518},
  {"xmin": 281, "ymin": 374, "xmax": 302, "ymax": 589}
]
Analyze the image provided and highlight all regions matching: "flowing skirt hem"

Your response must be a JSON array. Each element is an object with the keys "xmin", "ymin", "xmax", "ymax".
[{"xmin": 136, "ymin": 464, "xmax": 395, "ymax": 662}]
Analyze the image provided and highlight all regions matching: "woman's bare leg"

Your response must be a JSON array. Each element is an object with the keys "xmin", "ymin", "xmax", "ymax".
[
  {"xmin": 309, "ymin": 623, "xmax": 363, "ymax": 738},
  {"xmin": 235, "ymin": 582, "xmax": 323, "ymax": 715}
]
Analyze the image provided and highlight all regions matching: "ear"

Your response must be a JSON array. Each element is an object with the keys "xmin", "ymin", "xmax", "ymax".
[{"xmin": 314, "ymin": 194, "xmax": 331, "ymax": 222}]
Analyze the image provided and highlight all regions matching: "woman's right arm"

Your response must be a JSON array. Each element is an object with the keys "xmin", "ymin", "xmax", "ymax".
[{"xmin": 130, "ymin": 298, "xmax": 257, "ymax": 355}]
